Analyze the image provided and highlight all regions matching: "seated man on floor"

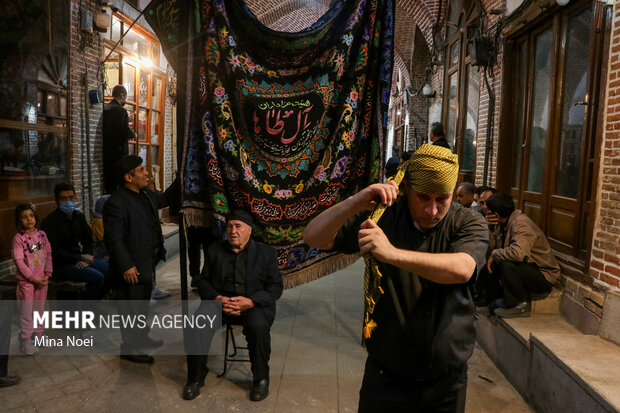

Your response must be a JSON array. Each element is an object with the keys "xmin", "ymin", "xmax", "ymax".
[
  {"xmin": 474, "ymin": 185, "xmax": 496, "ymax": 216},
  {"xmin": 184, "ymin": 209, "xmax": 283, "ymax": 402},
  {"xmin": 477, "ymin": 192, "xmax": 560, "ymax": 318},
  {"xmin": 41, "ymin": 183, "xmax": 109, "ymax": 300},
  {"xmin": 456, "ymin": 182, "xmax": 476, "ymax": 208}
]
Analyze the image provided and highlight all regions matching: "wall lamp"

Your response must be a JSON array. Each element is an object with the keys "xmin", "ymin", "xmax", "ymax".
[
  {"xmin": 422, "ymin": 83, "xmax": 436, "ymax": 98},
  {"xmin": 94, "ymin": 1, "xmax": 111, "ymax": 32}
]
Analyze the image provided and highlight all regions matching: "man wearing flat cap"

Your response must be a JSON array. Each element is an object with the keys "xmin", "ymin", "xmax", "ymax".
[
  {"xmin": 184, "ymin": 209, "xmax": 282, "ymax": 402},
  {"xmin": 305, "ymin": 144, "xmax": 488, "ymax": 412},
  {"xmin": 103, "ymin": 155, "xmax": 173, "ymax": 363}
]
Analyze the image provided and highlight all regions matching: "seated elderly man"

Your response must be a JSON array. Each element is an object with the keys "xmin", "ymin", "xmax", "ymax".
[
  {"xmin": 477, "ymin": 192, "xmax": 560, "ymax": 318},
  {"xmin": 184, "ymin": 210, "xmax": 283, "ymax": 402},
  {"xmin": 41, "ymin": 183, "xmax": 109, "ymax": 300}
]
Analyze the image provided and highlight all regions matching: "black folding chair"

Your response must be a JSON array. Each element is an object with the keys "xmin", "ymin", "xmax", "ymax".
[{"xmin": 218, "ymin": 319, "xmax": 251, "ymax": 377}]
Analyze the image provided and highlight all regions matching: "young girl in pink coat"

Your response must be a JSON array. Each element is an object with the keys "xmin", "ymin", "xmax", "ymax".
[{"xmin": 11, "ymin": 204, "xmax": 52, "ymax": 355}]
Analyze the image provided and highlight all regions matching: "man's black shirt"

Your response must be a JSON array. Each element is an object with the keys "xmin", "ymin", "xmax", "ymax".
[
  {"xmin": 222, "ymin": 246, "xmax": 248, "ymax": 296},
  {"xmin": 334, "ymin": 201, "xmax": 488, "ymax": 380},
  {"xmin": 41, "ymin": 209, "xmax": 93, "ymax": 267}
]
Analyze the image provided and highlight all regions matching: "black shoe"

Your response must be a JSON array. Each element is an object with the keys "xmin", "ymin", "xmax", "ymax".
[
  {"xmin": 141, "ymin": 336, "xmax": 164, "ymax": 349},
  {"xmin": 250, "ymin": 378, "xmax": 269, "ymax": 402},
  {"xmin": 120, "ymin": 354, "xmax": 154, "ymax": 364},
  {"xmin": 494, "ymin": 302, "xmax": 531, "ymax": 318},
  {"xmin": 0, "ymin": 375, "xmax": 21, "ymax": 387},
  {"xmin": 182, "ymin": 380, "xmax": 205, "ymax": 400}
]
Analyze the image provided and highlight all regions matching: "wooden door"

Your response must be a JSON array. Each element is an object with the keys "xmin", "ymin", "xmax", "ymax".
[{"xmin": 505, "ymin": 0, "xmax": 607, "ymax": 263}]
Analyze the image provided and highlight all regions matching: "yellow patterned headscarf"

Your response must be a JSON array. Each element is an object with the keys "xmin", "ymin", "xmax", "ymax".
[{"xmin": 405, "ymin": 144, "xmax": 459, "ymax": 194}]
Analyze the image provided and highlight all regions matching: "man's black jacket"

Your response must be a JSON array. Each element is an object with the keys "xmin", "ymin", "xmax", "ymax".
[
  {"xmin": 41, "ymin": 209, "xmax": 93, "ymax": 267},
  {"xmin": 102, "ymin": 100, "xmax": 134, "ymax": 163},
  {"xmin": 103, "ymin": 186, "xmax": 167, "ymax": 286},
  {"xmin": 432, "ymin": 137, "xmax": 452, "ymax": 151},
  {"xmin": 196, "ymin": 239, "xmax": 283, "ymax": 310}
]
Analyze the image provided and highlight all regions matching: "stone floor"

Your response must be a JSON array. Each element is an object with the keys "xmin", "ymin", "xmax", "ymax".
[{"xmin": 0, "ymin": 258, "xmax": 532, "ymax": 412}]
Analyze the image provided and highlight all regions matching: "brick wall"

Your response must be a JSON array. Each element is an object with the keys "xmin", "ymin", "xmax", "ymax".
[
  {"xmin": 246, "ymin": 0, "xmax": 331, "ymax": 28},
  {"xmin": 268, "ymin": 5, "xmax": 330, "ymax": 31},
  {"xmin": 590, "ymin": 3, "xmax": 620, "ymax": 290},
  {"xmin": 475, "ymin": 0, "xmax": 504, "ymax": 187},
  {"xmin": 409, "ymin": 26, "xmax": 432, "ymax": 149},
  {"xmin": 69, "ymin": 0, "xmax": 105, "ymax": 215}
]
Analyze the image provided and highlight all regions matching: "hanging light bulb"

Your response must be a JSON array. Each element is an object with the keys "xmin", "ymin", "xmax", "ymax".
[
  {"xmin": 556, "ymin": 0, "xmax": 570, "ymax": 6},
  {"xmin": 422, "ymin": 83, "xmax": 434, "ymax": 97}
]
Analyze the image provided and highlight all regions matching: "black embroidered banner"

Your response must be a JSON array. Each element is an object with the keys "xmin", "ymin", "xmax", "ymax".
[{"xmin": 146, "ymin": 0, "xmax": 394, "ymax": 282}]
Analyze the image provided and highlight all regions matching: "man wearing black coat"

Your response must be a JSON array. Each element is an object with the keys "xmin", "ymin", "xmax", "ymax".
[
  {"xmin": 183, "ymin": 210, "xmax": 283, "ymax": 402},
  {"xmin": 429, "ymin": 121, "xmax": 452, "ymax": 151},
  {"xmin": 103, "ymin": 85, "xmax": 135, "ymax": 194},
  {"xmin": 41, "ymin": 183, "xmax": 109, "ymax": 300},
  {"xmin": 103, "ymin": 155, "xmax": 167, "ymax": 364}
]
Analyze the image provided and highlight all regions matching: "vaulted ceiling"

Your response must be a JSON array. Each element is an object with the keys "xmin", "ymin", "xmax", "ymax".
[{"xmin": 243, "ymin": 0, "xmax": 442, "ymax": 88}]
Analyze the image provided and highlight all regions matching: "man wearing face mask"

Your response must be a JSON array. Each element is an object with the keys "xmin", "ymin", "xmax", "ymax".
[{"xmin": 41, "ymin": 183, "xmax": 110, "ymax": 300}]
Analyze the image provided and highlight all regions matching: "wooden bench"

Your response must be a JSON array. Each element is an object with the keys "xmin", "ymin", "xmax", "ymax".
[
  {"xmin": 48, "ymin": 279, "xmax": 88, "ymax": 300},
  {"xmin": 0, "ymin": 274, "xmax": 87, "ymax": 300},
  {"xmin": 0, "ymin": 284, "xmax": 16, "ymax": 300}
]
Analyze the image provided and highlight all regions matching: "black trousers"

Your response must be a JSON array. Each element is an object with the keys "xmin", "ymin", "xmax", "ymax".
[
  {"xmin": 103, "ymin": 160, "xmax": 117, "ymax": 195},
  {"xmin": 187, "ymin": 305, "xmax": 275, "ymax": 383},
  {"xmin": 358, "ymin": 356, "xmax": 467, "ymax": 413},
  {"xmin": 0, "ymin": 304, "xmax": 10, "ymax": 377},
  {"xmin": 476, "ymin": 261, "xmax": 552, "ymax": 308},
  {"xmin": 187, "ymin": 226, "xmax": 217, "ymax": 279},
  {"xmin": 116, "ymin": 283, "xmax": 152, "ymax": 354}
]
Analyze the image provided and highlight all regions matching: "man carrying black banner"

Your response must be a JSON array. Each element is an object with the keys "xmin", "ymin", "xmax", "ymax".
[
  {"xmin": 184, "ymin": 209, "xmax": 282, "ymax": 402},
  {"xmin": 304, "ymin": 144, "xmax": 488, "ymax": 412}
]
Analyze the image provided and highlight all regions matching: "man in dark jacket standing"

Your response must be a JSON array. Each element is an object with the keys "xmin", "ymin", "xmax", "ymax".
[
  {"xmin": 183, "ymin": 210, "xmax": 283, "ymax": 402},
  {"xmin": 103, "ymin": 155, "xmax": 166, "ymax": 364},
  {"xmin": 103, "ymin": 85, "xmax": 135, "ymax": 194},
  {"xmin": 41, "ymin": 183, "xmax": 109, "ymax": 300},
  {"xmin": 429, "ymin": 121, "xmax": 452, "ymax": 151}
]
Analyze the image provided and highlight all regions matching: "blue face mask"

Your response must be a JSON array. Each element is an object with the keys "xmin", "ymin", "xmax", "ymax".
[{"xmin": 59, "ymin": 201, "xmax": 75, "ymax": 215}]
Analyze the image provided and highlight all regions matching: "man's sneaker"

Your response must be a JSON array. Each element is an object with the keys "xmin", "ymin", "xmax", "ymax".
[
  {"xmin": 140, "ymin": 336, "xmax": 164, "ymax": 349},
  {"xmin": 151, "ymin": 287, "xmax": 171, "ymax": 300},
  {"xmin": 494, "ymin": 302, "xmax": 531, "ymax": 318},
  {"xmin": 475, "ymin": 306, "xmax": 491, "ymax": 317},
  {"xmin": 20, "ymin": 342, "xmax": 38, "ymax": 355}
]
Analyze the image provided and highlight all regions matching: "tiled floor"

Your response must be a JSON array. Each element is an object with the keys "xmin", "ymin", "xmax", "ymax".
[{"xmin": 0, "ymin": 258, "xmax": 532, "ymax": 412}]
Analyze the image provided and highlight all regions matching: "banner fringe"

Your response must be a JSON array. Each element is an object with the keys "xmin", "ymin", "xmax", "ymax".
[
  {"xmin": 282, "ymin": 253, "xmax": 360, "ymax": 289},
  {"xmin": 183, "ymin": 208, "xmax": 214, "ymax": 228}
]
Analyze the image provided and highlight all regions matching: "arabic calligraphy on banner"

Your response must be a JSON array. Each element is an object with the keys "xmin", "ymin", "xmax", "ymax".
[{"xmin": 244, "ymin": 93, "xmax": 324, "ymax": 158}]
